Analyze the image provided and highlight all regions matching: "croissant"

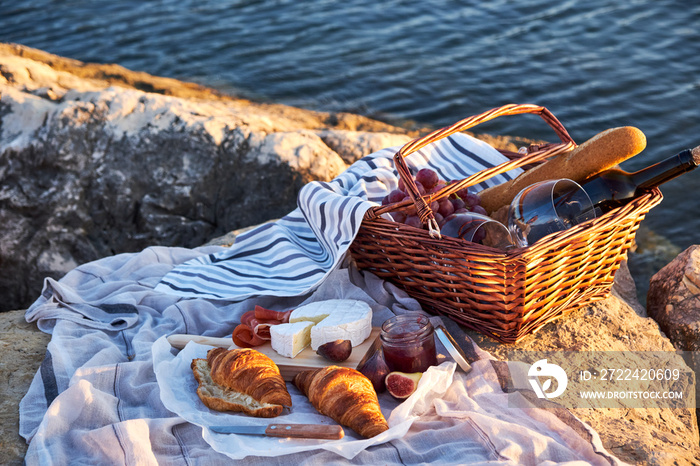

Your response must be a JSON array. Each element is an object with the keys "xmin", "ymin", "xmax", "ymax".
[
  {"xmin": 191, "ymin": 347, "xmax": 292, "ymax": 417},
  {"xmin": 293, "ymin": 365, "xmax": 389, "ymax": 438}
]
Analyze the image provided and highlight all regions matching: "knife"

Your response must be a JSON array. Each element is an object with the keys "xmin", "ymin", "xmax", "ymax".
[{"xmin": 209, "ymin": 423, "xmax": 344, "ymax": 440}]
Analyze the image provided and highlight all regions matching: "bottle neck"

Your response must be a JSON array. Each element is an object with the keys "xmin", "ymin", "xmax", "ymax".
[{"xmin": 630, "ymin": 148, "xmax": 697, "ymax": 191}]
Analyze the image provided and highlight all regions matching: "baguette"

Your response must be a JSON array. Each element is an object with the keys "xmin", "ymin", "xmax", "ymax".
[
  {"xmin": 478, "ymin": 126, "xmax": 647, "ymax": 213},
  {"xmin": 191, "ymin": 347, "xmax": 292, "ymax": 417}
]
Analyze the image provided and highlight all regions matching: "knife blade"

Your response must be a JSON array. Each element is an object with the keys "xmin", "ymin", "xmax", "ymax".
[
  {"xmin": 167, "ymin": 334, "xmax": 235, "ymax": 349},
  {"xmin": 209, "ymin": 423, "xmax": 344, "ymax": 440},
  {"xmin": 435, "ymin": 325, "xmax": 472, "ymax": 373}
]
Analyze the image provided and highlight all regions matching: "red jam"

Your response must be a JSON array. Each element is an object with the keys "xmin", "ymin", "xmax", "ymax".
[{"xmin": 380, "ymin": 313, "xmax": 437, "ymax": 373}]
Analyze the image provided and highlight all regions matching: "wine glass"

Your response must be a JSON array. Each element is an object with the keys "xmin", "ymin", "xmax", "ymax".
[
  {"xmin": 441, "ymin": 212, "xmax": 515, "ymax": 249},
  {"xmin": 507, "ymin": 179, "xmax": 596, "ymax": 248}
]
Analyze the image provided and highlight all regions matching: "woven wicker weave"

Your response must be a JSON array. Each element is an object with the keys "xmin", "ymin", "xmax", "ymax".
[{"xmin": 349, "ymin": 104, "xmax": 663, "ymax": 344}]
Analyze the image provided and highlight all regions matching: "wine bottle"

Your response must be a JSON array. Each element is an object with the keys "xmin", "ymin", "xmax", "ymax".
[{"xmin": 580, "ymin": 145, "xmax": 700, "ymax": 215}]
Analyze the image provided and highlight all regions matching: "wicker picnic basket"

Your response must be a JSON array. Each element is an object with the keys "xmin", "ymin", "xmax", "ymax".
[{"xmin": 349, "ymin": 104, "xmax": 663, "ymax": 344}]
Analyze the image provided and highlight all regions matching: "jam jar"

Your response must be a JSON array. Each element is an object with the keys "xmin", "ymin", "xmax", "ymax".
[{"xmin": 380, "ymin": 313, "xmax": 438, "ymax": 373}]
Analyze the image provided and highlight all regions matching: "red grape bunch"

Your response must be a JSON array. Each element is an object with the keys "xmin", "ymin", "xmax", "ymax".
[{"xmin": 381, "ymin": 168, "xmax": 487, "ymax": 230}]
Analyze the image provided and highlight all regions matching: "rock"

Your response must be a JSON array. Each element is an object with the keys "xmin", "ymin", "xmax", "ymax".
[
  {"xmin": 647, "ymin": 245, "xmax": 700, "ymax": 351},
  {"xmin": 647, "ymin": 245, "xmax": 700, "ymax": 458},
  {"xmin": 627, "ymin": 224, "xmax": 683, "ymax": 306},
  {"xmin": 0, "ymin": 43, "xmax": 405, "ymax": 133},
  {"xmin": 0, "ymin": 43, "xmax": 413, "ymax": 312},
  {"xmin": 0, "ymin": 310, "xmax": 51, "ymax": 465},
  {"xmin": 318, "ymin": 129, "xmax": 416, "ymax": 165},
  {"xmin": 465, "ymin": 262, "xmax": 700, "ymax": 465}
]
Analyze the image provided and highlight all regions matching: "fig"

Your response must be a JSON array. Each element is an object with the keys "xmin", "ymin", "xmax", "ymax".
[
  {"xmin": 385, "ymin": 371, "xmax": 423, "ymax": 399},
  {"xmin": 316, "ymin": 339, "xmax": 352, "ymax": 362},
  {"xmin": 357, "ymin": 347, "xmax": 391, "ymax": 393}
]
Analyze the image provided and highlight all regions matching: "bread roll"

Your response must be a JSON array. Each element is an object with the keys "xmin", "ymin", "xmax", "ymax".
[
  {"xmin": 191, "ymin": 347, "xmax": 292, "ymax": 417},
  {"xmin": 478, "ymin": 126, "xmax": 647, "ymax": 213},
  {"xmin": 293, "ymin": 366, "xmax": 389, "ymax": 438}
]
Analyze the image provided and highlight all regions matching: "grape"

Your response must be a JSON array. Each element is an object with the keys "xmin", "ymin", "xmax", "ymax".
[
  {"xmin": 455, "ymin": 187, "xmax": 470, "ymax": 200},
  {"xmin": 428, "ymin": 182, "xmax": 447, "ymax": 195},
  {"xmin": 387, "ymin": 170, "xmax": 493, "ymax": 235},
  {"xmin": 415, "ymin": 168, "xmax": 439, "ymax": 190},
  {"xmin": 402, "ymin": 196, "xmax": 418, "ymax": 216},
  {"xmin": 440, "ymin": 213, "xmax": 469, "ymax": 239},
  {"xmin": 391, "ymin": 211, "xmax": 407, "ymax": 223},
  {"xmin": 472, "ymin": 228, "xmax": 486, "ymax": 244},
  {"xmin": 437, "ymin": 199, "xmax": 455, "ymax": 217},
  {"xmin": 451, "ymin": 198, "xmax": 466, "ymax": 211},
  {"xmin": 398, "ymin": 178, "xmax": 407, "ymax": 192},
  {"xmin": 461, "ymin": 192, "xmax": 481, "ymax": 210},
  {"xmin": 387, "ymin": 189, "xmax": 406, "ymax": 204},
  {"xmin": 404, "ymin": 215, "xmax": 423, "ymax": 229},
  {"xmin": 471, "ymin": 205, "xmax": 488, "ymax": 216}
]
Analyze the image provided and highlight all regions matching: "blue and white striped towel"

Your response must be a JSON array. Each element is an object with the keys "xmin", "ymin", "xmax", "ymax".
[{"xmin": 155, "ymin": 133, "xmax": 522, "ymax": 300}]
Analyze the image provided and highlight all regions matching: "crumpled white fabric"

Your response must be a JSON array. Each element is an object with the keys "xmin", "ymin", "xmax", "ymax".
[{"xmin": 20, "ymin": 244, "xmax": 627, "ymax": 465}]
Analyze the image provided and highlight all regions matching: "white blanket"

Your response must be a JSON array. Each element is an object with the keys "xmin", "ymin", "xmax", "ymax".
[{"xmin": 21, "ymin": 133, "xmax": 626, "ymax": 465}]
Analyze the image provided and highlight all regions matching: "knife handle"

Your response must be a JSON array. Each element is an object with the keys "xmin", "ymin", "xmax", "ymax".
[{"xmin": 265, "ymin": 424, "xmax": 344, "ymax": 440}]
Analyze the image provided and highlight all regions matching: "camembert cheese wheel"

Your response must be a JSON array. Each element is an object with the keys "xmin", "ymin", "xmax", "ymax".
[{"xmin": 270, "ymin": 299, "xmax": 373, "ymax": 358}]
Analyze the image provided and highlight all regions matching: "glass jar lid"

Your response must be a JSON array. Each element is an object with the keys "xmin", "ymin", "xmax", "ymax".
[{"xmin": 380, "ymin": 313, "xmax": 433, "ymax": 345}]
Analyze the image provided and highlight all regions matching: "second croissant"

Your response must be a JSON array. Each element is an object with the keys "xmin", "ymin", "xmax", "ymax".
[{"xmin": 293, "ymin": 365, "xmax": 389, "ymax": 438}]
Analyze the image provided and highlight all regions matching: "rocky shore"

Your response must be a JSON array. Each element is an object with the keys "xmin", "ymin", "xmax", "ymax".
[{"xmin": 1, "ymin": 44, "xmax": 699, "ymax": 465}]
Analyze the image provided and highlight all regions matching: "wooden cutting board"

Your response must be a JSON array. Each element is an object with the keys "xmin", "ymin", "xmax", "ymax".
[{"xmin": 167, "ymin": 328, "xmax": 380, "ymax": 381}]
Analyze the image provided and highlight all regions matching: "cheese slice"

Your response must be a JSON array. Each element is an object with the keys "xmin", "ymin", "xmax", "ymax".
[
  {"xmin": 269, "ymin": 321, "xmax": 315, "ymax": 358},
  {"xmin": 289, "ymin": 299, "xmax": 372, "ymax": 351}
]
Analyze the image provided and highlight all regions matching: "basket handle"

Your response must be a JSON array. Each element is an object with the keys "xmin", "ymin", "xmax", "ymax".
[{"xmin": 390, "ymin": 103, "xmax": 577, "ymax": 237}]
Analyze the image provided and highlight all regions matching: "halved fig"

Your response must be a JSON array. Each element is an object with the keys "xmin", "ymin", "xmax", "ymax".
[{"xmin": 385, "ymin": 371, "xmax": 423, "ymax": 399}]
